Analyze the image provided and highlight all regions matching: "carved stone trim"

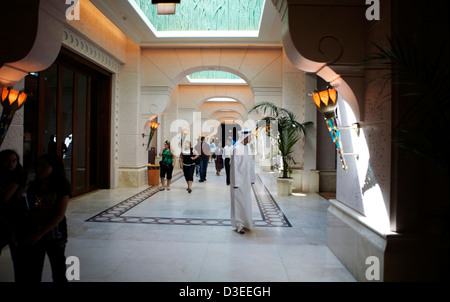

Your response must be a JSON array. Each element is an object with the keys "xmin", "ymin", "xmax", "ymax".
[{"xmin": 62, "ymin": 27, "xmax": 121, "ymax": 73}]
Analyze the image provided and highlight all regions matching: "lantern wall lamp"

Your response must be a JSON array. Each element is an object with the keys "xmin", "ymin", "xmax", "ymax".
[
  {"xmin": 152, "ymin": 0, "xmax": 180, "ymax": 15},
  {"xmin": 0, "ymin": 86, "xmax": 29, "ymax": 147},
  {"xmin": 142, "ymin": 121, "xmax": 159, "ymax": 150},
  {"xmin": 311, "ymin": 86, "xmax": 360, "ymax": 171}
]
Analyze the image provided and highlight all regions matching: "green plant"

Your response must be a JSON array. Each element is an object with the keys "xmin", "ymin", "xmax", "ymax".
[
  {"xmin": 366, "ymin": 33, "xmax": 449, "ymax": 280},
  {"xmin": 366, "ymin": 34, "xmax": 449, "ymax": 173},
  {"xmin": 249, "ymin": 102, "xmax": 312, "ymax": 178}
]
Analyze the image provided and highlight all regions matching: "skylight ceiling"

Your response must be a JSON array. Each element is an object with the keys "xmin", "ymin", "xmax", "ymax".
[
  {"xmin": 187, "ymin": 71, "xmax": 246, "ymax": 84},
  {"xmin": 206, "ymin": 98, "xmax": 238, "ymax": 103},
  {"xmin": 90, "ymin": 0, "xmax": 281, "ymax": 45},
  {"xmin": 132, "ymin": 0, "xmax": 265, "ymax": 37}
]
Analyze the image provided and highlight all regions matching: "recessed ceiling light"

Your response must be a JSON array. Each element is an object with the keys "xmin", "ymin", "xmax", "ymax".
[{"xmin": 207, "ymin": 98, "xmax": 237, "ymax": 102}]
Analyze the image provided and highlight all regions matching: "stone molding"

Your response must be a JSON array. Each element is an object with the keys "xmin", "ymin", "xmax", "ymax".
[{"xmin": 62, "ymin": 27, "xmax": 122, "ymax": 74}]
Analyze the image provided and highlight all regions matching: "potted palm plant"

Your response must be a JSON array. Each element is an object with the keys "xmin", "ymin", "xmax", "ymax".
[{"xmin": 249, "ymin": 102, "xmax": 313, "ymax": 195}]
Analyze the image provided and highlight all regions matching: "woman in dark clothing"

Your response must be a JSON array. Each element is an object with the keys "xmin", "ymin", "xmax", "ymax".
[
  {"xmin": 0, "ymin": 150, "xmax": 27, "ymax": 255},
  {"xmin": 214, "ymin": 142, "xmax": 224, "ymax": 176},
  {"xmin": 159, "ymin": 140, "xmax": 175, "ymax": 191},
  {"xmin": 10, "ymin": 153, "xmax": 71, "ymax": 282},
  {"xmin": 179, "ymin": 140, "xmax": 199, "ymax": 193}
]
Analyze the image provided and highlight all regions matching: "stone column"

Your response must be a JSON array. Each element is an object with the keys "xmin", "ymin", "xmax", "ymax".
[
  {"xmin": 303, "ymin": 73, "xmax": 318, "ymax": 192},
  {"xmin": 118, "ymin": 39, "xmax": 145, "ymax": 188},
  {"xmin": 253, "ymin": 87, "xmax": 282, "ymax": 171},
  {"xmin": 282, "ymin": 51, "xmax": 316, "ymax": 191},
  {"xmin": 141, "ymin": 86, "xmax": 173, "ymax": 167}
]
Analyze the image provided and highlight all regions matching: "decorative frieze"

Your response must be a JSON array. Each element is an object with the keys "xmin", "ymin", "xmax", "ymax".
[{"xmin": 62, "ymin": 28, "xmax": 122, "ymax": 73}]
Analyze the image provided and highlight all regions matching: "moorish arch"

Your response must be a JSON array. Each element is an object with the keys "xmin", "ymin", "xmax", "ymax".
[
  {"xmin": 271, "ymin": 0, "xmax": 362, "ymax": 120},
  {"xmin": 184, "ymin": 86, "xmax": 255, "ymax": 113},
  {"xmin": 140, "ymin": 47, "xmax": 282, "ymax": 117},
  {"xmin": 195, "ymin": 96, "xmax": 248, "ymax": 112},
  {"xmin": 209, "ymin": 110, "xmax": 246, "ymax": 123},
  {"xmin": 197, "ymin": 101, "xmax": 249, "ymax": 121}
]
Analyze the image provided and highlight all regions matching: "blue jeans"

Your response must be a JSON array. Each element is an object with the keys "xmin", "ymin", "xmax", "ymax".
[{"xmin": 199, "ymin": 157, "xmax": 209, "ymax": 181}]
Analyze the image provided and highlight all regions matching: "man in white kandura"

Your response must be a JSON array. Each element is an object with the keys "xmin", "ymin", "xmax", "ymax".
[{"xmin": 230, "ymin": 129, "xmax": 256, "ymax": 234}]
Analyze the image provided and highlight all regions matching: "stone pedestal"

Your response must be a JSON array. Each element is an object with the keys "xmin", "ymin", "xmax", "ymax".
[
  {"xmin": 118, "ymin": 166, "xmax": 148, "ymax": 188},
  {"xmin": 291, "ymin": 169, "xmax": 303, "ymax": 193},
  {"xmin": 302, "ymin": 170, "xmax": 320, "ymax": 193},
  {"xmin": 277, "ymin": 178, "xmax": 293, "ymax": 196},
  {"xmin": 309, "ymin": 170, "xmax": 320, "ymax": 193},
  {"xmin": 327, "ymin": 200, "xmax": 386, "ymax": 282},
  {"xmin": 319, "ymin": 170, "xmax": 337, "ymax": 192}
]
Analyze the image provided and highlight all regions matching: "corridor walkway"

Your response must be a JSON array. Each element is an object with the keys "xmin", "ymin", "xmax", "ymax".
[{"xmin": 0, "ymin": 163, "xmax": 355, "ymax": 282}]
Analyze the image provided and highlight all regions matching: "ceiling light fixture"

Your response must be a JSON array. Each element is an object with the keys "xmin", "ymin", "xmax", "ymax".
[{"xmin": 152, "ymin": 0, "xmax": 180, "ymax": 15}]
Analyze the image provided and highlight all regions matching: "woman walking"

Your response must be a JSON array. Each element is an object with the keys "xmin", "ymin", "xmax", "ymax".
[
  {"xmin": 214, "ymin": 142, "xmax": 224, "ymax": 176},
  {"xmin": 159, "ymin": 140, "xmax": 174, "ymax": 191},
  {"xmin": 209, "ymin": 139, "xmax": 216, "ymax": 163},
  {"xmin": 179, "ymin": 140, "xmax": 199, "ymax": 193}
]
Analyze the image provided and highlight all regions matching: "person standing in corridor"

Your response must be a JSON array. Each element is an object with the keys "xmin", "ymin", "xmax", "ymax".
[
  {"xmin": 223, "ymin": 138, "xmax": 233, "ymax": 186},
  {"xmin": 159, "ymin": 140, "xmax": 174, "ymax": 191},
  {"xmin": 230, "ymin": 130, "xmax": 256, "ymax": 234},
  {"xmin": 11, "ymin": 153, "xmax": 72, "ymax": 282},
  {"xmin": 214, "ymin": 142, "xmax": 224, "ymax": 176},
  {"xmin": 198, "ymin": 136, "xmax": 210, "ymax": 183}
]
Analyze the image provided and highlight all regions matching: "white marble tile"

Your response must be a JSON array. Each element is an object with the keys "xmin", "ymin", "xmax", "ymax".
[{"xmin": 0, "ymin": 164, "xmax": 356, "ymax": 282}]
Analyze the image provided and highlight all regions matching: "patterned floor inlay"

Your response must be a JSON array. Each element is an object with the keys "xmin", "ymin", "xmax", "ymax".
[{"xmin": 86, "ymin": 173, "xmax": 291, "ymax": 228}]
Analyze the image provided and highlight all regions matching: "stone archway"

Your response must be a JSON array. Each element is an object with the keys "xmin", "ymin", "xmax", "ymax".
[
  {"xmin": 271, "ymin": 0, "xmax": 362, "ymax": 120},
  {"xmin": 140, "ymin": 47, "xmax": 282, "ymax": 118}
]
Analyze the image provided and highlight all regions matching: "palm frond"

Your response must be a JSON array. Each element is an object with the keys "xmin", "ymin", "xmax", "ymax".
[
  {"xmin": 250, "ymin": 102, "xmax": 313, "ymax": 177},
  {"xmin": 366, "ymin": 33, "xmax": 450, "ymax": 173},
  {"xmin": 248, "ymin": 102, "xmax": 280, "ymax": 117}
]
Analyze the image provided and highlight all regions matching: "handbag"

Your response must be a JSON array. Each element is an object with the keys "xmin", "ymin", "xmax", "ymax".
[{"xmin": 191, "ymin": 149, "xmax": 200, "ymax": 165}]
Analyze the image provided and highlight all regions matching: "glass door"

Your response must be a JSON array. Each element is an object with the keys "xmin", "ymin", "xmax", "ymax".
[{"xmin": 24, "ymin": 48, "xmax": 111, "ymax": 196}]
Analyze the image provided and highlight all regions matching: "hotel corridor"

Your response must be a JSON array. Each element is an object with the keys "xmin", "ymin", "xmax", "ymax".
[{"xmin": 1, "ymin": 163, "xmax": 354, "ymax": 282}]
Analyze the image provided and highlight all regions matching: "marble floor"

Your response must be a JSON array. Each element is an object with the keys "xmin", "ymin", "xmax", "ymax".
[{"xmin": 0, "ymin": 163, "xmax": 356, "ymax": 282}]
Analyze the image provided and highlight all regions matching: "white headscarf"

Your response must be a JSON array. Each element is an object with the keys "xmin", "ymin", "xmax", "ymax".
[{"xmin": 235, "ymin": 129, "xmax": 253, "ymax": 146}]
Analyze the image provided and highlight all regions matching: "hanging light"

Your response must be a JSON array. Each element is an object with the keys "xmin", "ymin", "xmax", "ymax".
[
  {"xmin": 1, "ymin": 86, "xmax": 29, "ymax": 147},
  {"xmin": 312, "ymin": 86, "xmax": 348, "ymax": 171},
  {"xmin": 152, "ymin": 0, "xmax": 180, "ymax": 15}
]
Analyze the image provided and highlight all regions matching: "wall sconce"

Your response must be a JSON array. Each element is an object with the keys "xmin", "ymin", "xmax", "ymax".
[
  {"xmin": 152, "ymin": 0, "xmax": 180, "ymax": 15},
  {"xmin": 312, "ymin": 86, "xmax": 359, "ymax": 171},
  {"xmin": 0, "ymin": 86, "xmax": 29, "ymax": 147},
  {"xmin": 143, "ymin": 121, "xmax": 159, "ymax": 150}
]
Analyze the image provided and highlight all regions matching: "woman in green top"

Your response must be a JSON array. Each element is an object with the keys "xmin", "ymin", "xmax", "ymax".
[{"xmin": 159, "ymin": 140, "xmax": 174, "ymax": 190}]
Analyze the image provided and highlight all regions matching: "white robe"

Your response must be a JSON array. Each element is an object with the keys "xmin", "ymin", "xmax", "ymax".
[{"xmin": 230, "ymin": 142, "xmax": 256, "ymax": 230}]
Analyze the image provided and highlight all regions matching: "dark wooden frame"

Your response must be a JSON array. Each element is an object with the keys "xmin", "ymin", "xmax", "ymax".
[{"xmin": 29, "ymin": 46, "xmax": 112, "ymax": 197}]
